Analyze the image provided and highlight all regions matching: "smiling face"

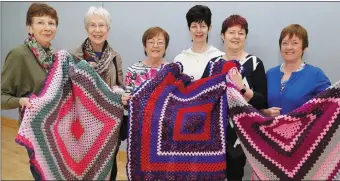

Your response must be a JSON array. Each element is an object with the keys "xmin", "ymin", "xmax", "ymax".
[
  {"xmin": 86, "ymin": 15, "xmax": 108, "ymax": 48},
  {"xmin": 221, "ymin": 25, "xmax": 246, "ymax": 51},
  {"xmin": 144, "ymin": 33, "xmax": 166, "ymax": 59},
  {"xmin": 27, "ymin": 15, "xmax": 57, "ymax": 47},
  {"xmin": 280, "ymin": 34, "xmax": 306, "ymax": 63},
  {"xmin": 189, "ymin": 21, "xmax": 211, "ymax": 44}
]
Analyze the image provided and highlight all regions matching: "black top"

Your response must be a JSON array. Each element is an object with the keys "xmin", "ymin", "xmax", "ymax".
[
  {"xmin": 240, "ymin": 54, "xmax": 268, "ymax": 109},
  {"xmin": 227, "ymin": 54, "xmax": 268, "ymax": 158}
]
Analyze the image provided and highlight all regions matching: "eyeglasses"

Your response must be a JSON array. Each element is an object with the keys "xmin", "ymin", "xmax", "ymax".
[
  {"xmin": 146, "ymin": 40, "xmax": 165, "ymax": 47},
  {"xmin": 88, "ymin": 23, "xmax": 108, "ymax": 30}
]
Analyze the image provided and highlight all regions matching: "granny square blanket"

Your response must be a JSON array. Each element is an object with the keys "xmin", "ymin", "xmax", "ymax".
[
  {"xmin": 127, "ymin": 59, "xmax": 239, "ymax": 181},
  {"xmin": 227, "ymin": 77, "xmax": 340, "ymax": 180},
  {"xmin": 15, "ymin": 50, "xmax": 124, "ymax": 180}
]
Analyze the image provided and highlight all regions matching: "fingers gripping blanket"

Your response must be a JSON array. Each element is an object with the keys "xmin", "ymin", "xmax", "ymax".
[
  {"xmin": 127, "ymin": 59, "xmax": 239, "ymax": 181},
  {"xmin": 227, "ymin": 78, "xmax": 340, "ymax": 180},
  {"xmin": 15, "ymin": 50, "xmax": 124, "ymax": 180}
]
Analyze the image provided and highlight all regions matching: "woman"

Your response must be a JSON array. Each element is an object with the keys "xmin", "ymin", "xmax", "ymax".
[
  {"xmin": 221, "ymin": 14, "xmax": 267, "ymax": 180},
  {"xmin": 71, "ymin": 6, "xmax": 124, "ymax": 181},
  {"xmin": 72, "ymin": 6, "xmax": 123, "ymax": 89},
  {"xmin": 263, "ymin": 24, "xmax": 330, "ymax": 117},
  {"xmin": 174, "ymin": 5, "xmax": 224, "ymax": 81},
  {"xmin": 121, "ymin": 28, "xmax": 169, "ymax": 176},
  {"xmin": 1, "ymin": 3, "xmax": 58, "ymax": 180},
  {"xmin": 225, "ymin": 24, "xmax": 336, "ymax": 181},
  {"xmin": 122, "ymin": 26, "xmax": 170, "ymax": 104}
]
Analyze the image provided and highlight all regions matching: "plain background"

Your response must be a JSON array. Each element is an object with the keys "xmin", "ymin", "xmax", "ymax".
[{"xmin": 2, "ymin": 1, "xmax": 340, "ymax": 119}]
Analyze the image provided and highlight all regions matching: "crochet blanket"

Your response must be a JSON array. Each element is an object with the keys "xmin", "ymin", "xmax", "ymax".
[
  {"xmin": 127, "ymin": 59, "xmax": 239, "ymax": 181},
  {"xmin": 15, "ymin": 50, "xmax": 124, "ymax": 180},
  {"xmin": 227, "ymin": 78, "xmax": 340, "ymax": 180}
]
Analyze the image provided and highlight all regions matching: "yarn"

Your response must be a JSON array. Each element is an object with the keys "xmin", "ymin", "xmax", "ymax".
[{"xmin": 16, "ymin": 50, "xmax": 124, "ymax": 180}]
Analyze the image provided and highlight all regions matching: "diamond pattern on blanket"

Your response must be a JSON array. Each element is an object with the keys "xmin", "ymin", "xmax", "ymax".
[
  {"xmin": 127, "ymin": 59, "xmax": 240, "ymax": 181},
  {"xmin": 227, "ymin": 75, "xmax": 340, "ymax": 180},
  {"xmin": 15, "ymin": 50, "xmax": 124, "ymax": 180}
]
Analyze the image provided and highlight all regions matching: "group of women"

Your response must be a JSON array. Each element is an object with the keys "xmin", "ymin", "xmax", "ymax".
[{"xmin": 1, "ymin": 3, "xmax": 331, "ymax": 180}]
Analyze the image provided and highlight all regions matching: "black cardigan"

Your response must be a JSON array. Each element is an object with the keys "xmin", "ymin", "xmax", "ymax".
[
  {"xmin": 227, "ymin": 54, "xmax": 268, "ymax": 158},
  {"xmin": 241, "ymin": 54, "xmax": 268, "ymax": 109}
]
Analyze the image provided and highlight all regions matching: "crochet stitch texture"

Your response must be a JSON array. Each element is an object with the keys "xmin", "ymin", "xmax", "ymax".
[
  {"xmin": 15, "ymin": 50, "xmax": 124, "ymax": 180},
  {"xmin": 227, "ymin": 76, "xmax": 340, "ymax": 180},
  {"xmin": 127, "ymin": 59, "xmax": 239, "ymax": 181}
]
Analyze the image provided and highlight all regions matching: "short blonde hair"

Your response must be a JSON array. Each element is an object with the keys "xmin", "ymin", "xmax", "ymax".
[{"xmin": 84, "ymin": 6, "xmax": 111, "ymax": 30}]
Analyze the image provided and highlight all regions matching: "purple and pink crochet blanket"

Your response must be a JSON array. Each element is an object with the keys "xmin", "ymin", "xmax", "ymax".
[{"xmin": 127, "ymin": 59, "xmax": 240, "ymax": 181}]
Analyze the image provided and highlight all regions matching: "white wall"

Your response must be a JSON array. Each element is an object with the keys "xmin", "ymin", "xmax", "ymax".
[{"xmin": 2, "ymin": 1, "xmax": 340, "ymax": 119}]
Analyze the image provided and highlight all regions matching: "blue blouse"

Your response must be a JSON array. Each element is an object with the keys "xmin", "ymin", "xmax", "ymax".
[{"xmin": 267, "ymin": 64, "xmax": 331, "ymax": 114}]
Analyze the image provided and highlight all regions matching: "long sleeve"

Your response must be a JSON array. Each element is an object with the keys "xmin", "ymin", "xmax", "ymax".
[
  {"xmin": 1, "ymin": 50, "xmax": 24, "ymax": 109},
  {"xmin": 115, "ymin": 54, "xmax": 124, "ymax": 87},
  {"xmin": 124, "ymin": 68, "xmax": 136, "ymax": 93},
  {"xmin": 248, "ymin": 60, "xmax": 268, "ymax": 110}
]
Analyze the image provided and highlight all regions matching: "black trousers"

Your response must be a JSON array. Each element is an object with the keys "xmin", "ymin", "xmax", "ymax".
[
  {"xmin": 27, "ymin": 149, "xmax": 41, "ymax": 180},
  {"xmin": 109, "ymin": 145, "xmax": 120, "ymax": 181},
  {"xmin": 226, "ymin": 122, "xmax": 247, "ymax": 181},
  {"xmin": 226, "ymin": 152, "xmax": 246, "ymax": 180},
  {"xmin": 110, "ymin": 116, "xmax": 128, "ymax": 181}
]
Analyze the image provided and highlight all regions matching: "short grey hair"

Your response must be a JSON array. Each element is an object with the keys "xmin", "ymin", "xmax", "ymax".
[{"xmin": 84, "ymin": 6, "xmax": 111, "ymax": 30}]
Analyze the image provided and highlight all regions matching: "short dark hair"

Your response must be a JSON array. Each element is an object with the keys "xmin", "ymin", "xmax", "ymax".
[
  {"xmin": 221, "ymin": 14, "xmax": 248, "ymax": 36},
  {"xmin": 186, "ymin": 5, "xmax": 212, "ymax": 29},
  {"xmin": 142, "ymin": 26, "xmax": 170, "ymax": 57},
  {"xmin": 26, "ymin": 3, "xmax": 58, "ymax": 26}
]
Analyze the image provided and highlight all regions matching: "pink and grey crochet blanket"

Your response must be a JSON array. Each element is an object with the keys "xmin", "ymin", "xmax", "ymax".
[
  {"xmin": 227, "ymin": 78, "xmax": 340, "ymax": 180},
  {"xmin": 15, "ymin": 50, "xmax": 124, "ymax": 180},
  {"xmin": 127, "ymin": 58, "xmax": 239, "ymax": 181}
]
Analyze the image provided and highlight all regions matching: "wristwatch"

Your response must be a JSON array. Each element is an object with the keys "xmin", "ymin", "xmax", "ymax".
[{"xmin": 240, "ymin": 88, "xmax": 246, "ymax": 95}]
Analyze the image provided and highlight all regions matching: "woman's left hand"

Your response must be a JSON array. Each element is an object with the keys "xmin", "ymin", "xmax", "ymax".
[
  {"xmin": 19, "ymin": 97, "xmax": 32, "ymax": 108},
  {"xmin": 229, "ymin": 68, "xmax": 244, "ymax": 90}
]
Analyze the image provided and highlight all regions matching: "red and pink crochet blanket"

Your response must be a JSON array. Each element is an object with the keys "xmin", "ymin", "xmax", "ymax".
[
  {"xmin": 15, "ymin": 50, "xmax": 124, "ymax": 180},
  {"xmin": 227, "ymin": 77, "xmax": 340, "ymax": 180}
]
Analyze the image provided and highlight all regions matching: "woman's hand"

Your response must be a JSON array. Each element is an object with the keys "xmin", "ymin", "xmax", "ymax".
[
  {"xmin": 229, "ymin": 68, "xmax": 244, "ymax": 90},
  {"xmin": 19, "ymin": 97, "xmax": 32, "ymax": 108},
  {"xmin": 262, "ymin": 107, "xmax": 282, "ymax": 117},
  {"xmin": 88, "ymin": 62, "xmax": 97, "ymax": 68},
  {"xmin": 122, "ymin": 93, "xmax": 131, "ymax": 106}
]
